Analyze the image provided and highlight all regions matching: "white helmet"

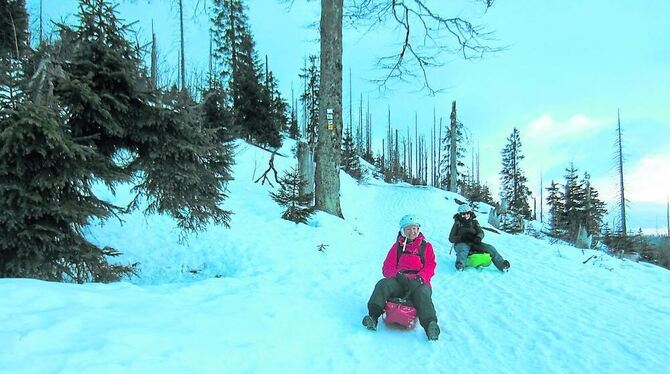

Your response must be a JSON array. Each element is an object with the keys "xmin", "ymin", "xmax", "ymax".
[
  {"xmin": 457, "ymin": 204, "xmax": 472, "ymax": 214},
  {"xmin": 399, "ymin": 214, "xmax": 421, "ymax": 230}
]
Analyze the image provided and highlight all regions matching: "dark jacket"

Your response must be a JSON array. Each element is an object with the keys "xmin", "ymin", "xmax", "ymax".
[{"xmin": 448, "ymin": 213, "xmax": 484, "ymax": 244}]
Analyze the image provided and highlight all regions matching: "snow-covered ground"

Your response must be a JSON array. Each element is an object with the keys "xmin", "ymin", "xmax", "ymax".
[{"xmin": 2, "ymin": 139, "xmax": 669, "ymax": 373}]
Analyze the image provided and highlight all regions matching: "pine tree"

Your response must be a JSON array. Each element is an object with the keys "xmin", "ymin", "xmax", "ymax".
[
  {"xmin": 499, "ymin": 127, "xmax": 532, "ymax": 218},
  {"xmin": 288, "ymin": 100, "xmax": 300, "ymax": 139},
  {"xmin": 439, "ymin": 102, "xmax": 466, "ymax": 190},
  {"xmin": 57, "ymin": 0, "xmax": 235, "ymax": 233},
  {"xmin": 131, "ymin": 87, "xmax": 235, "ymax": 232},
  {"xmin": 211, "ymin": 0, "xmax": 280, "ymax": 147},
  {"xmin": 0, "ymin": 0, "xmax": 29, "ymax": 110},
  {"xmin": 545, "ymin": 180, "xmax": 565, "ymax": 238},
  {"xmin": 561, "ymin": 163, "xmax": 585, "ymax": 240},
  {"xmin": 0, "ymin": 0, "xmax": 29, "ymax": 58},
  {"xmin": 341, "ymin": 125, "xmax": 362, "ymax": 179},
  {"xmin": 270, "ymin": 167, "xmax": 314, "ymax": 224},
  {"xmin": 299, "ymin": 54, "xmax": 319, "ymax": 147},
  {"xmin": 0, "ymin": 97, "xmax": 134, "ymax": 282},
  {"xmin": 581, "ymin": 172, "xmax": 607, "ymax": 236},
  {"xmin": 200, "ymin": 78, "xmax": 233, "ymax": 142}
]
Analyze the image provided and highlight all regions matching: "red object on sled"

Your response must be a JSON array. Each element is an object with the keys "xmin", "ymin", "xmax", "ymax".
[{"xmin": 383, "ymin": 298, "xmax": 417, "ymax": 329}]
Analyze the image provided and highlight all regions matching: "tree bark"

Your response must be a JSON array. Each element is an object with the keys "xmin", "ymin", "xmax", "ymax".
[
  {"xmin": 298, "ymin": 141, "xmax": 315, "ymax": 201},
  {"xmin": 179, "ymin": 0, "xmax": 185, "ymax": 91},
  {"xmin": 315, "ymin": 0, "xmax": 343, "ymax": 218}
]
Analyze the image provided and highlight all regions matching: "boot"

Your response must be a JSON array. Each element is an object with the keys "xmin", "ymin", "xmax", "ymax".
[
  {"xmin": 362, "ymin": 315, "xmax": 378, "ymax": 331},
  {"xmin": 426, "ymin": 321, "xmax": 440, "ymax": 341},
  {"xmin": 499, "ymin": 260, "xmax": 510, "ymax": 272}
]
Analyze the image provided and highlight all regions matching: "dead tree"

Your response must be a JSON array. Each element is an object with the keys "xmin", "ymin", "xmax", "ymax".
[{"xmin": 255, "ymin": 152, "xmax": 282, "ymax": 187}]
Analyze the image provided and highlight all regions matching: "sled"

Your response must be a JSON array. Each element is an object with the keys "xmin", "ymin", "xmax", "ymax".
[
  {"xmin": 383, "ymin": 298, "xmax": 417, "ymax": 329},
  {"xmin": 465, "ymin": 252, "xmax": 492, "ymax": 268}
]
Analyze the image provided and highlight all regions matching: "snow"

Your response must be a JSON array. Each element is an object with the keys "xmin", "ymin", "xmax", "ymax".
[{"xmin": 2, "ymin": 139, "xmax": 669, "ymax": 373}]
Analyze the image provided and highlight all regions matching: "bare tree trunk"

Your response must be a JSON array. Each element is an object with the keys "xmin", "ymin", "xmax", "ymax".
[
  {"xmin": 39, "ymin": 0, "xmax": 43, "ymax": 45},
  {"xmin": 298, "ymin": 141, "xmax": 315, "ymax": 202},
  {"xmin": 449, "ymin": 101, "xmax": 458, "ymax": 192},
  {"xmin": 540, "ymin": 170, "xmax": 544, "ymax": 223},
  {"xmin": 315, "ymin": 0, "xmax": 343, "ymax": 218},
  {"xmin": 151, "ymin": 20, "xmax": 157, "ymax": 89},
  {"xmin": 179, "ymin": 0, "xmax": 186, "ymax": 91},
  {"xmin": 437, "ymin": 117, "xmax": 442, "ymax": 187},
  {"xmin": 616, "ymin": 109, "xmax": 627, "ymax": 235}
]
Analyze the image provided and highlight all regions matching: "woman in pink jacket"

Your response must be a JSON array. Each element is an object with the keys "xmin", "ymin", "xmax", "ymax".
[{"xmin": 362, "ymin": 214, "xmax": 440, "ymax": 341}]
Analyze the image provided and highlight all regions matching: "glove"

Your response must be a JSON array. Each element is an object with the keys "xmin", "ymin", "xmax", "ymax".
[
  {"xmin": 473, "ymin": 236, "xmax": 482, "ymax": 244},
  {"xmin": 395, "ymin": 272, "xmax": 409, "ymax": 289}
]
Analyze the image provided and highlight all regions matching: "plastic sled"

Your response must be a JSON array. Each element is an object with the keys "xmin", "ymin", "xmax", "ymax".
[
  {"xmin": 383, "ymin": 298, "xmax": 417, "ymax": 329},
  {"xmin": 465, "ymin": 252, "xmax": 492, "ymax": 268}
]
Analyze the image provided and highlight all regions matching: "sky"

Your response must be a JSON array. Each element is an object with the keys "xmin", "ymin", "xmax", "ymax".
[
  {"xmin": 2, "ymin": 138, "xmax": 669, "ymax": 373},
  {"xmin": 27, "ymin": 0, "xmax": 670, "ymax": 233}
]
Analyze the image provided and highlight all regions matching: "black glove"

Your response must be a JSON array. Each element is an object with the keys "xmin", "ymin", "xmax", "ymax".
[
  {"xmin": 395, "ymin": 272, "xmax": 409, "ymax": 289},
  {"xmin": 473, "ymin": 236, "xmax": 482, "ymax": 244}
]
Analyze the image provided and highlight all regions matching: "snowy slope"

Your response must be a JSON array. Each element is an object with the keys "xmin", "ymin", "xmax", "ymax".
[{"xmin": 1, "ymin": 139, "xmax": 669, "ymax": 374}]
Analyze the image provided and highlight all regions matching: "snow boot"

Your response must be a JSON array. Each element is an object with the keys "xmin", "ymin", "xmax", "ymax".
[
  {"xmin": 500, "ymin": 260, "xmax": 510, "ymax": 272},
  {"xmin": 455, "ymin": 262, "xmax": 464, "ymax": 272},
  {"xmin": 362, "ymin": 315, "xmax": 378, "ymax": 331},
  {"xmin": 426, "ymin": 321, "xmax": 440, "ymax": 341}
]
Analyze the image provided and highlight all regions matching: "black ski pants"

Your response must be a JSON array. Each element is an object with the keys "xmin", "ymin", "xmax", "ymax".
[{"xmin": 367, "ymin": 276, "xmax": 437, "ymax": 330}]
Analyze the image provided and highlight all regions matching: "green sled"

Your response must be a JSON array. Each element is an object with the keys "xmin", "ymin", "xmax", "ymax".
[{"xmin": 466, "ymin": 253, "xmax": 492, "ymax": 268}]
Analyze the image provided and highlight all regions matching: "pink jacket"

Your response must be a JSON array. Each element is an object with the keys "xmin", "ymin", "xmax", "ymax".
[{"xmin": 381, "ymin": 232, "xmax": 436, "ymax": 287}]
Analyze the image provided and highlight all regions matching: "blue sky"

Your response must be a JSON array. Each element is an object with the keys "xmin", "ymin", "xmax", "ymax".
[{"xmin": 29, "ymin": 0, "xmax": 670, "ymax": 233}]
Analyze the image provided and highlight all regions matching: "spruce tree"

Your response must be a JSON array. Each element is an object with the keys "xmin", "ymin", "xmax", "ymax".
[
  {"xmin": 288, "ymin": 102, "xmax": 300, "ymax": 140},
  {"xmin": 561, "ymin": 163, "xmax": 585, "ymax": 240},
  {"xmin": 131, "ymin": 87, "xmax": 235, "ymax": 232},
  {"xmin": 581, "ymin": 172, "xmax": 607, "ymax": 236},
  {"xmin": 0, "ymin": 98, "xmax": 134, "ymax": 282},
  {"xmin": 0, "ymin": 0, "xmax": 29, "ymax": 58},
  {"xmin": 299, "ymin": 55, "xmax": 319, "ymax": 147},
  {"xmin": 545, "ymin": 180, "xmax": 565, "ymax": 238},
  {"xmin": 341, "ymin": 125, "xmax": 362, "ymax": 179},
  {"xmin": 499, "ymin": 127, "xmax": 532, "ymax": 218},
  {"xmin": 270, "ymin": 167, "xmax": 314, "ymax": 224},
  {"xmin": 211, "ymin": 0, "xmax": 281, "ymax": 147}
]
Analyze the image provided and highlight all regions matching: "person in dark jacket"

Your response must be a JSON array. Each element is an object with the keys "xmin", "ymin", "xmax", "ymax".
[
  {"xmin": 449, "ymin": 204, "xmax": 510, "ymax": 272},
  {"xmin": 362, "ymin": 214, "xmax": 440, "ymax": 341}
]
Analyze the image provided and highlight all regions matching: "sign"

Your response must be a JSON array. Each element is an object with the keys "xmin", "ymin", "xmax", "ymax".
[{"xmin": 327, "ymin": 108, "xmax": 334, "ymax": 131}]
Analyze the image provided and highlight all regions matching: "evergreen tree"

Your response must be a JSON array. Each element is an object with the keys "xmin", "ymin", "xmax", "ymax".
[
  {"xmin": 0, "ymin": 97, "xmax": 134, "ymax": 282},
  {"xmin": 462, "ymin": 180, "xmax": 495, "ymax": 206},
  {"xmin": 288, "ymin": 101, "xmax": 300, "ymax": 140},
  {"xmin": 341, "ymin": 125, "xmax": 362, "ymax": 179},
  {"xmin": 57, "ymin": 0, "xmax": 234, "ymax": 237},
  {"xmin": 581, "ymin": 172, "xmax": 607, "ymax": 236},
  {"xmin": 264, "ymin": 70, "xmax": 289, "ymax": 136},
  {"xmin": 499, "ymin": 127, "xmax": 532, "ymax": 218},
  {"xmin": 0, "ymin": 0, "xmax": 29, "ymax": 110},
  {"xmin": 299, "ymin": 54, "xmax": 319, "ymax": 147},
  {"xmin": 210, "ymin": 0, "xmax": 280, "ymax": 147},
  {"xmin": 0, "ymin": 0, "xmax": 29, "ymax": 58},
  {"xmin": 561, "ymin": 163, "xmax": 585, "ymax": 240},
  {"xmin": 439, "ymin": 111, "xmax": 466, "ymax": 190},
  {"xmin": 545, "ymin": 180, "xmax": 565, "ymax": 238},
  {"xmin": 200, "ymin": 78, "xmax": 233, "ymax": 142},
  {"xmin": 270, "ymin": 167, "xmax": 314, "ymax": 224}
]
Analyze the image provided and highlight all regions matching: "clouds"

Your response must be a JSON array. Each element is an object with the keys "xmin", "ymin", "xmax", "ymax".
[{"xmin": 625, "ymin": 154, "xmax": 670, "ymax": 203}]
